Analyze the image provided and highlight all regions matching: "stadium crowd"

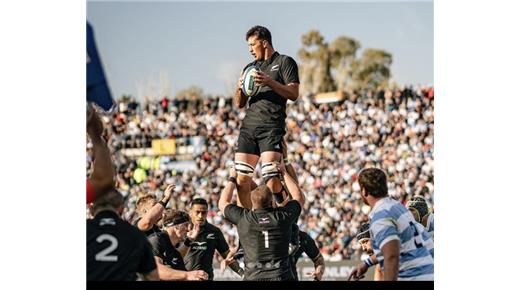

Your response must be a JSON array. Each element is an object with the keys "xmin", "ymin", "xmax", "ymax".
[{"xmin": 86, "ymin": 85, "xmax": 434, "ymax": 262}]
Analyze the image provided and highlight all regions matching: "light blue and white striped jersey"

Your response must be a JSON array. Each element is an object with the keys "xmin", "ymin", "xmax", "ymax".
[
  {"xmin": 369, "ymin": 197, "xmax": 434, "ymax": 281},
  {"xmin": 417, "ymin": 220, "xmax": 434, "ymax": 258},
  {"xmin": 425, "ymin": 213, "xmax": 434, "ymax": 240}
]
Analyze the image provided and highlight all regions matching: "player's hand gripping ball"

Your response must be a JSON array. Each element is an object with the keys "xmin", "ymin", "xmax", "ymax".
[{"xmin": 241, "ymin": 66, "xmax": 259, "ymax": 97}]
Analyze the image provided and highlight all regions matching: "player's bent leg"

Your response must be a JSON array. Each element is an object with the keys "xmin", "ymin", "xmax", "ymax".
[
  {"xmin": 257, "ymin": 127, "xmax": 285, "ymax": 200},
  {"xmin": 234, "ymin": 153, "xmax": 259, "ymax": 209},
  {"xmin": 260, "ymin": 151, "xmax": 283, "ymax": 197}
]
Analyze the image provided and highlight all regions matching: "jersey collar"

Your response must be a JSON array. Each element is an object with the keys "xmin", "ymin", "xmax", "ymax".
[
  {"xmin": 264, "ymin": 51, "xmax": 279, "ymax": 65},
  {"xmin": 252, "ymin": 207, "xmax": 274, "ymax": 213},
  {"xmin": 94, "ymin": 210, "xmax": 119, "ymax": 219},
  {"xmin": 368, "ymin": 196, "xmax": 391, "ymax": 219}
]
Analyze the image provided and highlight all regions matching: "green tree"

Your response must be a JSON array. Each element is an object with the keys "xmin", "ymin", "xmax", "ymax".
[
  {"xmin": 298, "ymin": 30, "xmax": 335, "ymax": 95},
  {"xmin": 329, "ymin": 36, "xmax": 360, "ymax": 92},
  {"xmin": 350, "ymin": 49, "xmax": 393, "ymax": 91},
  {"xmin": 175, "ymin": 85, "xmax": 204, "ymax": 100},
  {"xmin": 119, "ymin": 94, "xmax": 132, "ymax": 102},
  {"xmin": 297, "ymin": 30, "xmax": 392, "ymax": 94}
]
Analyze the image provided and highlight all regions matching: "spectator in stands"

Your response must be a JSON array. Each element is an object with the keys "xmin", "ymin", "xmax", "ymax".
[{"xmin": 86, "ymin": 85, "xmax": 434, "ymax": 262}]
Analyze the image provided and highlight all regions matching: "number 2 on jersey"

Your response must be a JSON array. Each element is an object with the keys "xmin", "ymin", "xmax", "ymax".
[
  {"xmin": 261, "ymin": 231, "xmax": 269, "ymax": 248},
  {"xmin": 95, "ymin": 234, "xmax": 119, "ymax": 262}
]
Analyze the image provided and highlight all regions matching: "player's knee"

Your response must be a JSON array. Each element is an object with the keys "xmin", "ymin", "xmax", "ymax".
[
  {"xmin": 261, "ymin": 161, "xmax": 280, "ymax": 184},
  {"xmin": 235, "ymin": 161, "xmax": 254, "ymax": 179},
  {"xmin": 272, "ymin": 182, "xmax": 287, "ymax": 205}
]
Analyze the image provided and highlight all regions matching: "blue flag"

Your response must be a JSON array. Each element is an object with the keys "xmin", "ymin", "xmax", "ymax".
[{"xmin": 87, "ymin": 22, "xmax": 115, "ymax": 112}]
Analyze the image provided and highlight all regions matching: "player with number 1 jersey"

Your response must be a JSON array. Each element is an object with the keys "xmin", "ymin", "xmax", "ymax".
[{"xmin": 218, "ymin": 164, "xmax": 305, "ymax": 281}]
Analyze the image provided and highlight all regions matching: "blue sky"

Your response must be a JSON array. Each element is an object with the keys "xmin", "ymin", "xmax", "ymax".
[{"xmin": 87, "ymin": 1, "xmax": 433, "ymax": 99}]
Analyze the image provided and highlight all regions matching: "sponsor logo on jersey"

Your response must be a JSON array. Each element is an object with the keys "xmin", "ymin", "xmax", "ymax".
[
  {"xmin": 191, "ymin": 241, "xmax": 208, "ymax": 250},
  {"xmin": 258, "ymin": 216, "xmax": 270, "ymax": 224},
  {"xmin": 99, "ymin": 218, "xmax": 116, "ymax": 226},
  {"xmin": 207, "ymin": 233, "xmax": 215, "ymax": 239},
  {"xmin": 270, "ymin": 65, "xmax": 279, "ymax": 71}
]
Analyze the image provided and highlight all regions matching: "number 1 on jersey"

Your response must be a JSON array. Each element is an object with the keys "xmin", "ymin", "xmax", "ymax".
[{"xmin": 262, "ymin": 231, "xmax": 269, "ymax": 248}]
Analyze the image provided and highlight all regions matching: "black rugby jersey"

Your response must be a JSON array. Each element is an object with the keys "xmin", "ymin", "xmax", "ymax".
[
  {"xmin": 87, "ymin": 211, "xmax": 156, "ymax": 281},
  {"xmin": 183, "ymin": 222, "xmax": 229, "ymax": 280},
  {"xmin": 242, "ymin": 52, "xmax": 299, "ymax": 128},
  {"xmin": 148, "ymin": 231, "xmax": 186, "ymax": 271},
  {"xmin": 224, "ymin": 200, "xmax": 301, "ymax": 280}
]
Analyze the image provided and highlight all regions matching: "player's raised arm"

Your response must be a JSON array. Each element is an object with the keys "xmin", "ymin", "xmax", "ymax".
[
  {"xmin": 280, "ymin": 163, "xmax": 305, "ymax": 208},
  {"xmin": 218, "ymin": 166, "xmax": 238, "ymax": 214},
  {"xmin": 137, "ymin": 184, "xmax": 174, "ymax": 232},
  {"xmin": 281, "ymin": 139, "xmax": 298, "ymax": 181},
  {"xmin": 178, "ymin": 223, "xmax": 201, "ymax": 257}
]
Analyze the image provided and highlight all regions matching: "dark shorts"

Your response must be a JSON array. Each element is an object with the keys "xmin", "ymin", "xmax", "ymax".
[{"xmin": 236, "ymin": 125, "xmax": 285, "ymax": 156}]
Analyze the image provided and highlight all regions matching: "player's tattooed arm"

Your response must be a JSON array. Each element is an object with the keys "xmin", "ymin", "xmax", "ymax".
[{"xmin": 308, "ymin": 253, "xmax": 325, "ymax": 281}]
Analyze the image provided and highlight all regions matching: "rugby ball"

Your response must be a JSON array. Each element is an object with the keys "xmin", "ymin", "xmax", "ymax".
[{"xmin": 241, "ymin": 66, "xmax": 259, "ymax": 97}]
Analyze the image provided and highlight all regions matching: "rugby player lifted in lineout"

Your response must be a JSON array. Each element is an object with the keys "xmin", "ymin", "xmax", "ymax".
[{"xmin": 233, "ymin": 25, "xmax": 299, "ymax": 209}]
